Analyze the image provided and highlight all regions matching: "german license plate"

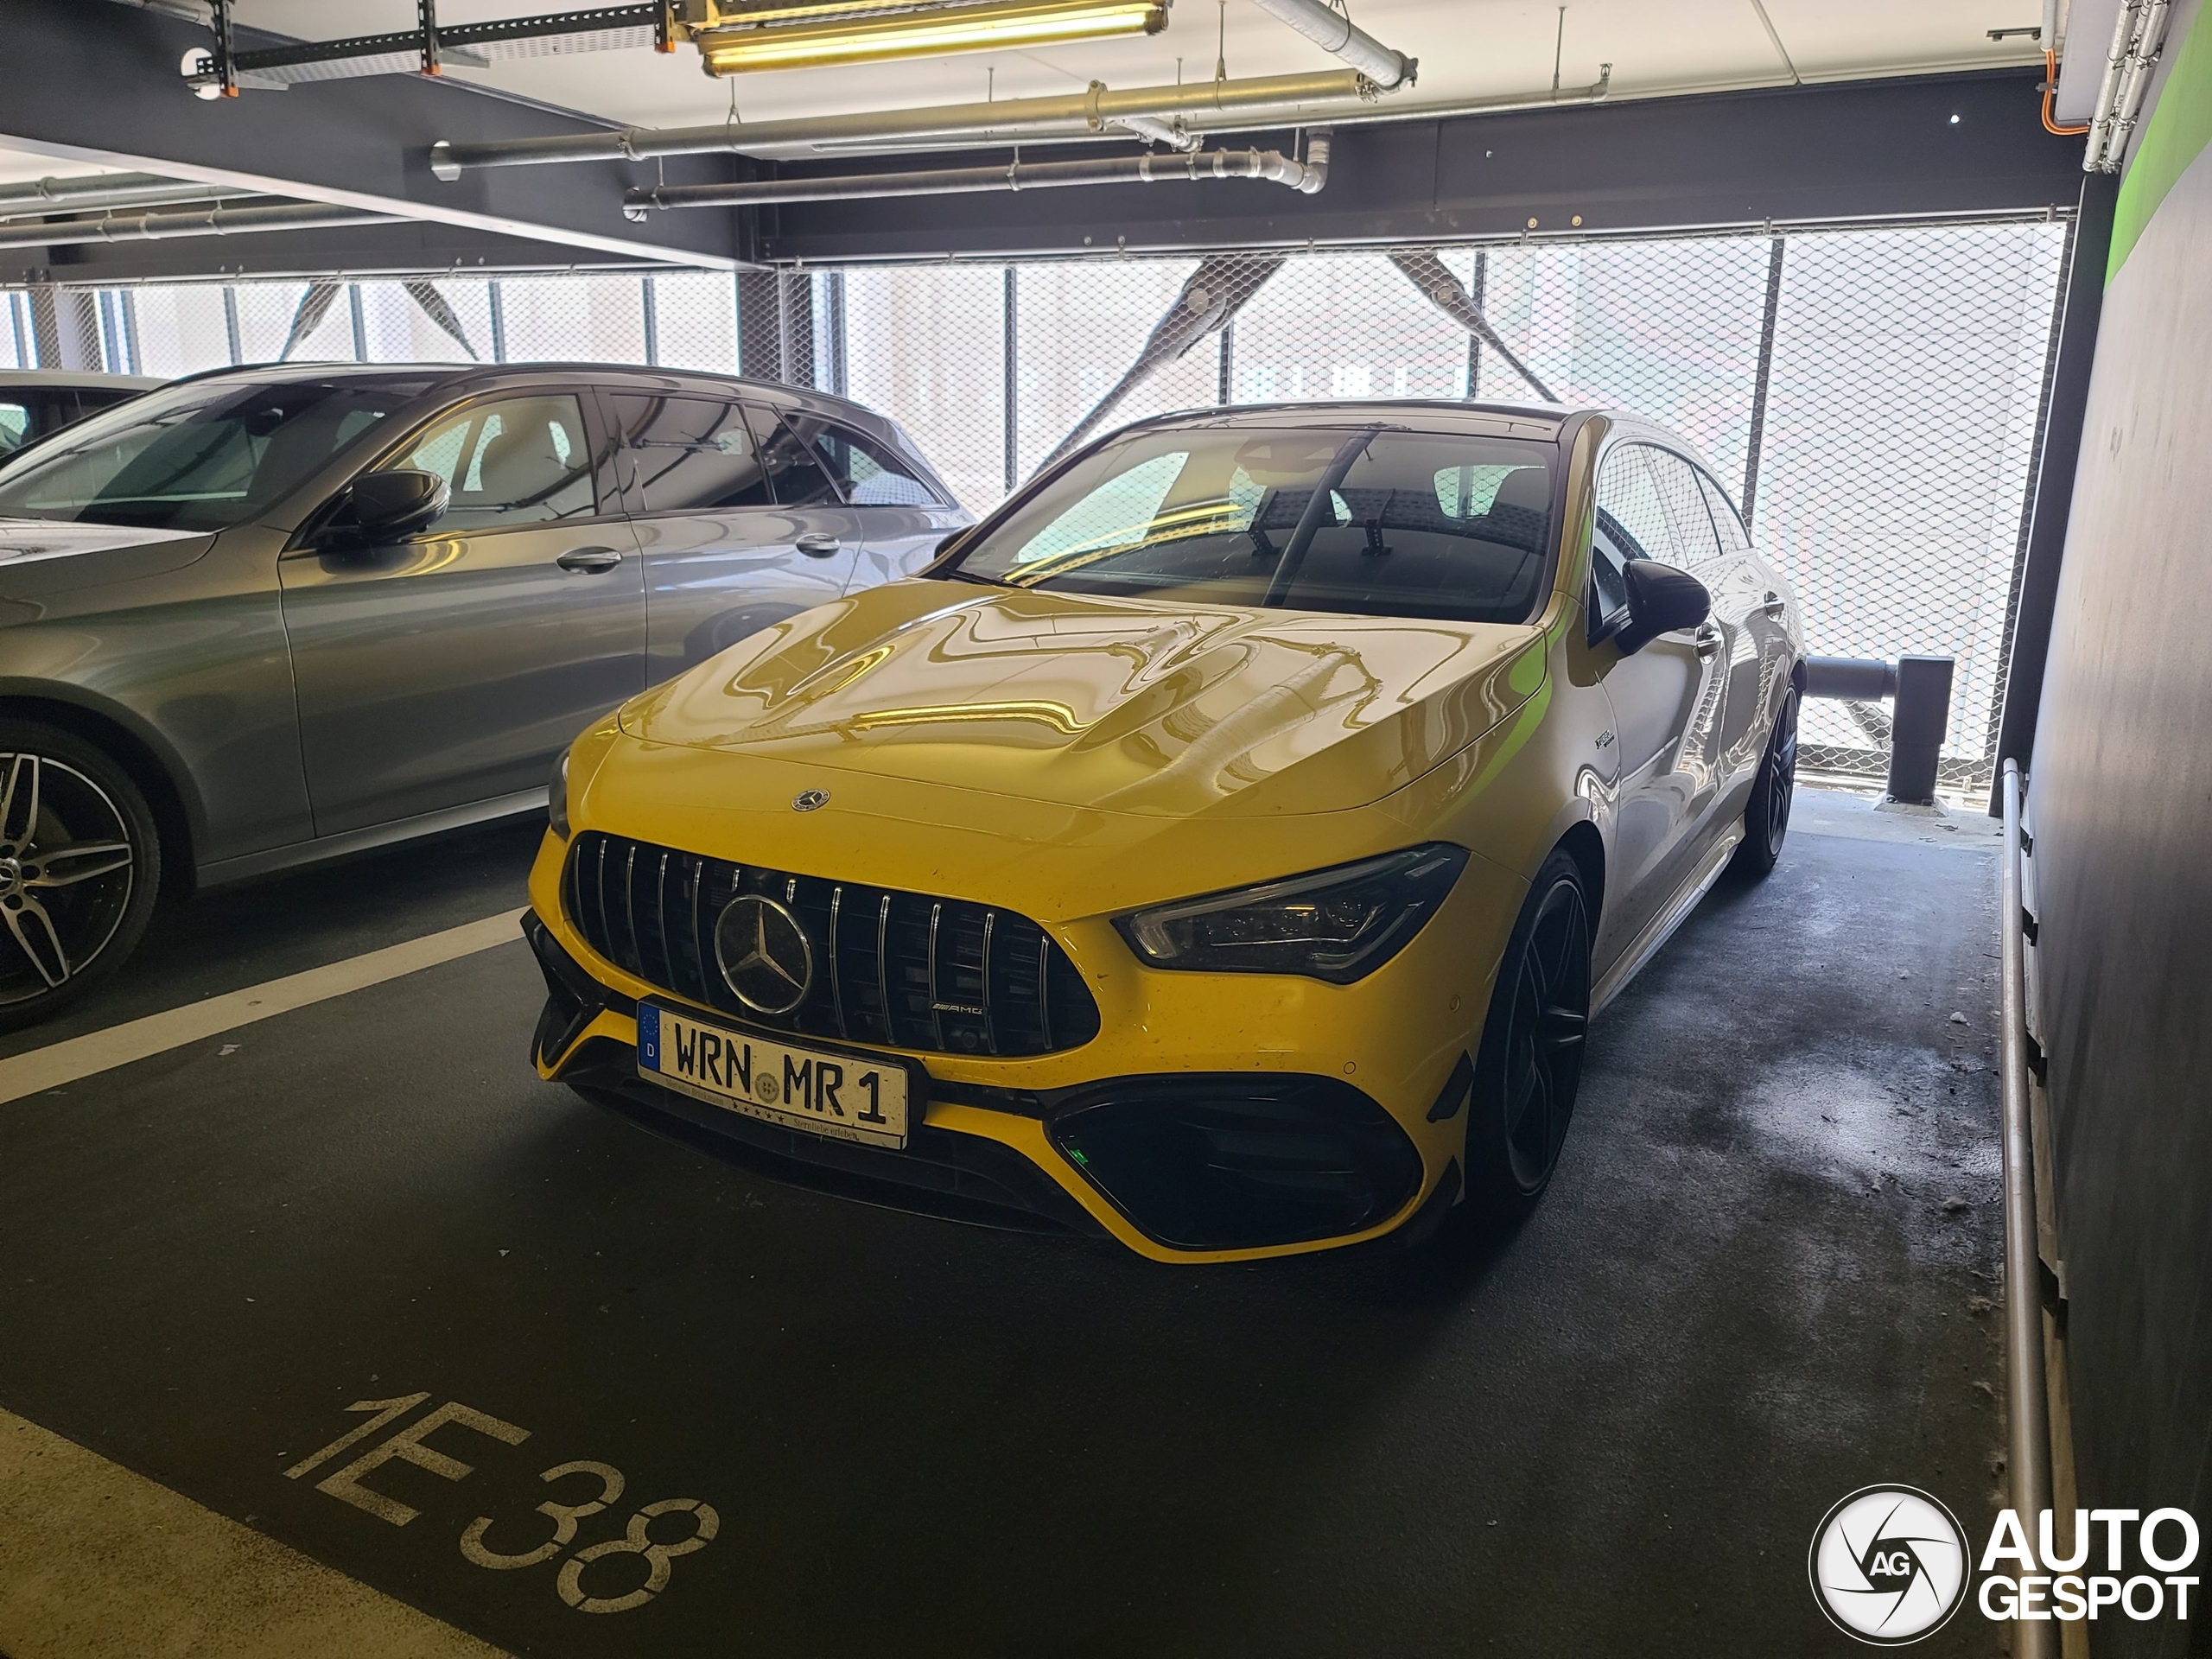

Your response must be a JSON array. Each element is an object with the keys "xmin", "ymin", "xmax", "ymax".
[{"xmin": 636, "ymin": 1003, "xmax": 909, "ymax": 1149}]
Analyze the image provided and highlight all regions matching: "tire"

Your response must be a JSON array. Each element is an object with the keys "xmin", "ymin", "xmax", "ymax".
[
  {"xmin": 1459, "ymin": 849, "xmax": 1592, "ymax": 1224},
  {"xmin": 1729, "ymin": 686, "xmax": 1800, "ymax": 881},
  {"xmin": 0, "ymin": 720, "xmax": 162, "ymax": 1031}
]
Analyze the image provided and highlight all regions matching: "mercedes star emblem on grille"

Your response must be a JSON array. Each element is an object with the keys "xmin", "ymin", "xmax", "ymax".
[
  {"xmin": 791, "ymin": 789, "xmax": 830, "ymax": 811},
  {"xmin": 713, "ymin": 893, "xmax": 815, "ymax": 1014}
]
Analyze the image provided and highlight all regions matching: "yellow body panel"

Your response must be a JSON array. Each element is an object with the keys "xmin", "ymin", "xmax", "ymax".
[{"xmin": 526, "ymin": 411, "xmax": 1799, "ymax": 1261}]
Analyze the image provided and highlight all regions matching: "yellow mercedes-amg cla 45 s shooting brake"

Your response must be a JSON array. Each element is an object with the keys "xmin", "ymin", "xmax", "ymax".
[{"xmin": 524, "ymin": 402, "xmax": 1805, "ymax": 1262}]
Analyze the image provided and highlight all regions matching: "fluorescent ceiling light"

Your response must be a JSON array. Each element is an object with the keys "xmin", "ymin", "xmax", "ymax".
[{"xmin": 693, "ymin": 0, "xmax": 1167, "ymax": 74}]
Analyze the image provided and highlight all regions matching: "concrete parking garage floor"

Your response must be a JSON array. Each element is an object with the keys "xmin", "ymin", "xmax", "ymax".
[{"xmin": 0, "ymin": 790, "xmax": 2008, "ymax": 1658}]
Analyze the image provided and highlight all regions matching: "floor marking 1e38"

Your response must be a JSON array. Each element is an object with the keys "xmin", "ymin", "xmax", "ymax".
[{"xmin": 287, "ymin": 1388, "xmax": 718, "ymax": 1616}]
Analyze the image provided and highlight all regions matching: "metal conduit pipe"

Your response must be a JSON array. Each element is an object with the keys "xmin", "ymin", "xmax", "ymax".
[
  {"xmin": 0, "ymin": 200, "xmax": 396, "ymax": 251},
  {"xmin": 1243, "ymin": 0, "xmax": 1414, "ymax": 89},
  {"xmin": 429, "ymin": 68, "xmax": 1375, "ymax": 174},
  {"xmin": 624, "ymin": 136, "xmax": 1329, "ymax": 214},
  {"xmin": 1111, "ymin": 111, "xmax": 1202, "ymax": 151},
  {"xmin": 2103, "ymin": 0, "xmax": 2172, "ymax": 168},
  {"xmin": 2082, "ymin": 0, "xmax": 2142, "ymax": 168},
  {"xmin": 1999, "ymin": 760, "xmax": 2057, "ymax": 1659},
  {"xmin": 0, "ymin": 174, "xmax": 251, "ymax": 218}
]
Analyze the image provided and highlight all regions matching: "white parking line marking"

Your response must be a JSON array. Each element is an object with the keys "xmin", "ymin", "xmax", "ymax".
[
  {"xmin": 0, "ymin": 908, "xmax": 528, "ymax": 1107},
  {"xmin": 0, "ymin": 1407, "xmax": 507, "ymax": 1658}
]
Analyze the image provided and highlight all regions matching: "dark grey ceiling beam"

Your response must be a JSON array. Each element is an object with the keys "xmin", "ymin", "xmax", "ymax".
[
  {"xmin": 0, "ymin": 219, "xmax": 672, "ymax": 289},
  {"xmin": 758, "ymin": 69, "xmax": 2089, "ymax": 263},
  {"xmin": 0, "ymin": 0, "xmax": 745, "ymax": 274}
]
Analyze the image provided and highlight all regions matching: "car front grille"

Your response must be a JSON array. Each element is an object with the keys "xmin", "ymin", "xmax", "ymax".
[{"xmin": 563, "ymin": 830, "xmax": 1101, "ymax": 1058}]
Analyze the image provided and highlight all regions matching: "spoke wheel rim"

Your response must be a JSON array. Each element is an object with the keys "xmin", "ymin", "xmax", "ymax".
[
  {"xmin": 1766, "ymin": 694, "xmax": 1800, "ymax": 850},
  {"xmin": 1501, "ymin": 879, "xmax": 1592, "ymax": 1193},
  {"xmin": 0, "ymin": 753, "xmax": 137, "ymax": 1005}
]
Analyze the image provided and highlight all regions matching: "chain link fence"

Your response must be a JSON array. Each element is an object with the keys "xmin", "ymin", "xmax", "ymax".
[{"xmin": 1, "ymin": 213, "xmax": 2068, "ymax": 794}]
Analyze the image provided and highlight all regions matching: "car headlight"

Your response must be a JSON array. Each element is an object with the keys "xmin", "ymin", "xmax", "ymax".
[
  {"xmin": 548, "ymin": 749, "xmax": 571, "ymax": 839},
  {"xmin": 1115, "ymin": 844, "xmax": 1469, "ymax": 984}
]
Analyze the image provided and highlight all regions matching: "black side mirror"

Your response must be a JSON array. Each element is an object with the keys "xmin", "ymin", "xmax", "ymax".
[
  {"xmin": 1613, "ymin": 558, "xmax": 1712, "ymax": 655},
  {"xmin": 329, "ymin": 468, "xmax": 448, "ymax": 545}
]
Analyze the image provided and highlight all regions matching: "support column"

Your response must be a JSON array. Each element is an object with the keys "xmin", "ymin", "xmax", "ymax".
[
  {"xmin": 28, "ymin": 286, "xmax": 100, "ymax": 371},
  {"xmin": 1742, "ymin": 236, "xmax": 1785, "ymax": 521},
  {"xmin": 819, "ymin": 270, "xmax": 847, "ymax": 397},
  {"xmin": 739, "ymin": 270, "xmax": 816, "ymax": 385},
  {"xmin": 779, "ymin": 271, "xmax": 815, "ymax": 389},
  {"xmin": 1989, "ymin": 174, "xmax": 2119, "ymax": 812},
  {"xmin": 1466, "ymin": 251, "xmax": 1486, "ymax": 396},
  {"xmin": 1002, "ymin": 265, "xmax": 1019, "ymax": 493}
]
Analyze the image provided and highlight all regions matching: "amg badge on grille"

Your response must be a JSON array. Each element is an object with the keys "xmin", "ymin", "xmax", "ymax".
[{"xmin": 791, "ymin": 789, "xmax": 830, "ymax": 812}]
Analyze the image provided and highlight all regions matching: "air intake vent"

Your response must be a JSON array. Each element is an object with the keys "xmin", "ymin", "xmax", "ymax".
[{"xmin": 563, "ymin": 831, "xmax": 1100, "ymax": 1058}]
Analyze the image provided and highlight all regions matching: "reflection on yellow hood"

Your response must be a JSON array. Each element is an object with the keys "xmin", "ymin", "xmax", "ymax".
[{"xmin": 620, "ymin": 579, "xmax": 1548, "ymax": 819}]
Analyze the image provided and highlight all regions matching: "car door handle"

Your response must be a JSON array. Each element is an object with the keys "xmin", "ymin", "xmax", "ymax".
[
  {"xmin": 1694, "ymin": 624, "xmax": 1724, "ymax": 657},
  {"xmin": 556, "ymin": 546, "xmax": 624, "ymax": 573},
  {"xmin": 793, "ymin": 532, "xmax": 842, "ymax": 558},
  {"xmin": 1761, "ymin": 590, "xmax": 1787, "ymax": 618}
]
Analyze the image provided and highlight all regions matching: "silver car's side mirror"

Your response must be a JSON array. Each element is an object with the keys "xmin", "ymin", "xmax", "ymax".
[
  {"xmin": 1613, "ymin": 559, "xmax": 1712, "ymax": 655},
  {"xmin": 327, "ymin": 468, "xmax": 449, "ymax": 545}
]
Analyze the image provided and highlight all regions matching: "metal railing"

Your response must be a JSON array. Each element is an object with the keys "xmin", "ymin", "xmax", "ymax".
[{"xmin": 2000, "ymin": 758, "xmax": 2057, "ymax": 1659}]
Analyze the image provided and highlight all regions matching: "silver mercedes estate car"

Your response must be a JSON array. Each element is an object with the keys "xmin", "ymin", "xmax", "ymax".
[{"xmin": 0, "ymin": 363, "xmax": 968, "ymax": 1027}]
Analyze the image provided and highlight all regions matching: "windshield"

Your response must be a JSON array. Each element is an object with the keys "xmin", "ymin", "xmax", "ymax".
[
  {"xmin": 944, "ymin": 424, "xmax": 1559, "ymax": 624},
  {"xmin": 0, "ymin": 376, "xmax": 435, "ymax": 532}
]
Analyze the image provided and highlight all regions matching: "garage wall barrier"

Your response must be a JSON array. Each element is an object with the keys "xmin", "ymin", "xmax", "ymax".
[{"xmin": 0, "ymin": 213, "xmax": 2069, "ymax": 796}]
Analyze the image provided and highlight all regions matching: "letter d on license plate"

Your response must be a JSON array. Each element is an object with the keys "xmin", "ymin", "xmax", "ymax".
[{"xmin": 637, "ymin": 1004, "xmax": 909, "ymax": 1149}]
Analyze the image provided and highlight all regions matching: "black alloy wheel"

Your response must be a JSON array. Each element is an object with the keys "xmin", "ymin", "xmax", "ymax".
[
  {"xmin": 1462, "ymin": 849, "xmax": 1592, "ymax": 1222},
  {"xmin": 0, "ymin": 721, "xmax": 161, "ymax": 1030},
  {"xmin": 1730, "ymin": 686, "xmax": 1800, "ymax": 880}
]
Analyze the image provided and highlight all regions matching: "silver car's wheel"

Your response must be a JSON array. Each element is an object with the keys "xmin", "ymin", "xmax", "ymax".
[
  {"xmin": 1729, "ymin": 687, "xmax": 1799, "ymax": 881},
  {"xmin": 0, "ymin": 724, "xmax": 161, "ymax": 1027}
]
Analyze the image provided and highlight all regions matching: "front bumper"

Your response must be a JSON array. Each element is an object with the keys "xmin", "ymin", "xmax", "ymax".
[{"xmin": 525, "ymin": 826, "xmax": 1517, "ymax": 1263}]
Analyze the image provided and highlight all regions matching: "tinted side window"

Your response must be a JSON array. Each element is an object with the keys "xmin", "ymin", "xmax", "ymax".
[
  {"xmin": 1697, "ymin": 469, "xmax": 1752, "ymax": 558},
  {"xmin": 1645, "ymin": 447, "xmax": 1723, "ymax": 564},
  {"xmin": 1595, "ymin": 445, "xmax": 1678, "ymax": 566},
  {"xmin": 75, "ymin": 391, "xmax": 141, "ymax": 419},
  {"xmin": 0, "ymin": 401, "xmax": 29, "ymax": 454},
  {"xmin": 611, "ymin": 394, "xmax": 770, "ymax": 512},
  {"xmin": 392, "ymin": 394, "xmax": 596, "ymax": 531},
  {"xmin": 795, "ymin": 415, "xmax": 940, "ymax": 506},
  {"xmin": 746, "ymin": 409, "xmax": 841, "ymax": 509}
]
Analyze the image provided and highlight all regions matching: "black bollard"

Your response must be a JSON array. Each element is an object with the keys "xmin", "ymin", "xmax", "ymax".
[{"xmin": 1885, "ymin": 655, "xmax": 1955, "ymax": 806}]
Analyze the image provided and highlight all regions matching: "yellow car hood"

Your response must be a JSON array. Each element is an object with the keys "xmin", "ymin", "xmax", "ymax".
[{"xmin": 620, "ymin": 580, "xmax": 1546, "ymax": 819}]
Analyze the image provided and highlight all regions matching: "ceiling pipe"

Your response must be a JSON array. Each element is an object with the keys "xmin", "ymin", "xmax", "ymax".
[
  {"xmin": 0, "ymin": 200, "xmax": 397, "ymax": 251},
  {"xmin": 1111, "ymin": 111, "xmax": 1202, "ymax": 151},
  {"xmin": 429, "ymin": 68, "xmax": 1376, "ymax": 174},
  {"xmin": 2088, "ymin": 0, "xmax": 2171, "ymax": 171},
  {"xmin": 0, "ymin": 173, "xmax": 253, "ymax": 218},
  {"xmin": 622, "ymin": 134, "xmax": 1330, "ymax": 213},
  {"xmin": 698, "ymin": 65, "xmax": 1616, "ymax": 161},
  {"xmin": 1242, "ymin": 0, "xmax": 1414, "ymax": 90}
]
